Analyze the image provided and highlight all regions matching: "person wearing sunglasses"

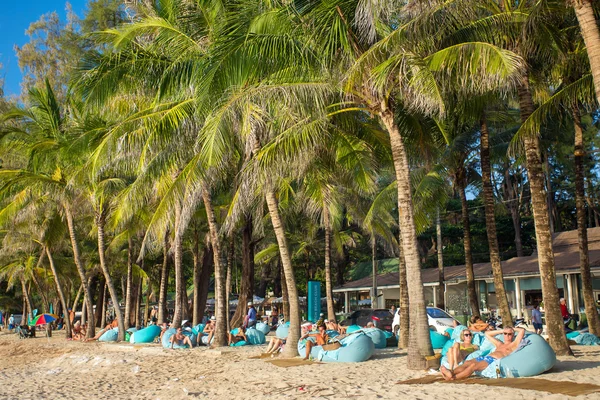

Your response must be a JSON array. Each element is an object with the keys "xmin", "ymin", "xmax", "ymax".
[
  {"xmin": 446, "ymin": 329, "xmax": 479, "ymax": 371},
  {"xmin": 441, "ymin": 326, "xmax": 525, "ymax": 381}
]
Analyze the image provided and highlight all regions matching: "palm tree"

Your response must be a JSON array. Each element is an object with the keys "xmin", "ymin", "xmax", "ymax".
[{"xmin": 572, "ymin": 0, "xmax": 600, "ymax": 105}]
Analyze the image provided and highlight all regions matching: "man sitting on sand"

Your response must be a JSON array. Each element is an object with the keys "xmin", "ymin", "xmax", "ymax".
[
  {"xmin": 170, "ymin": 327, "xmax": 193, "ymax": 348},
  {"xmin": 72, "ymin": 321, "xmax": 86, "ymax": 341},
  {"xmin": 301, "ymin": 323, "xmax": 329, "ymax": 360},
  {"xmin": 440, "ymin": 327, "xmax": 525, "ymax": 380},
  {"xmin": 228, "ymin": 326, "xmax": 247, "ymax": 345}
]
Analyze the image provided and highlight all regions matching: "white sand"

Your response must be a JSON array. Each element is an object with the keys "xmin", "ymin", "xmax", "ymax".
[{"xmin": 1, "ymin": 330, "xmax": 599, "ymax": 399}]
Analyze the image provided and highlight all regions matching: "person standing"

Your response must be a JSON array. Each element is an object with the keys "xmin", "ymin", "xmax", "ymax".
[
  {"xmin": 8, "ymin": 314, "xmax": 15, "ymax": 331},
  {"xmin": 244, "ymin": 302, "xmax": 257, "ymax": 329},
  {"xmin": 559, "ymin": 298, "xmax": 569, "ymax": 320},
  {"xmin": 531, "ymin": 304, "xmax": 543, "ymax": 335}
]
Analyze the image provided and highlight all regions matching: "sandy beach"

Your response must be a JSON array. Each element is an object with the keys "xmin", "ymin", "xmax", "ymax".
[{"xmin": 1, "ymin": 330, "xmax": 599, "ymax": 399}]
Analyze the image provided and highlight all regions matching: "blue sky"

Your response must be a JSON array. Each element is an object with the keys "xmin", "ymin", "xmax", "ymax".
[{"xmin": 0, "ymin": 0, "xmax": 88, "ymax": 97}]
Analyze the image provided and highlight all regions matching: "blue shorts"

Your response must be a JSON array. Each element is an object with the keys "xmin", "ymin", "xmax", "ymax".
[
  {"xmin": 475, "ymin": 355, "xmax": 495, "ymax": 365},
  {"xmin": 533, "ymin": 323, "xmax": 543, "ymax": 330}
]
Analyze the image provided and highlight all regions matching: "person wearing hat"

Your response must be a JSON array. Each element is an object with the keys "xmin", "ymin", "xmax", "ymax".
[{"xmin": 244, "ymin": 302, "xmax": 257, "ymax": 329}]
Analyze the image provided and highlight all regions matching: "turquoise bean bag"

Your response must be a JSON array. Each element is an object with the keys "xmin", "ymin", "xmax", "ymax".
[
  {"xmin": 360, "ymin": 328, "xmax": 387, "ymax": 349},
  {"xmin": 161, "ymin": 328, "xmax": 190, "ymax": 349},
  {"xmin": 231, "ymin": 340, "xmax": 248, "ymax": 347},
  {"xmin": 473, "ymin": 333, "xmax": 556, "ymax": 378},
  {"xmin": 275, "ymin": 323, "xmax": 289, "ymax": 339},
  {"xmin": 346, "ymin": 325, "xmax": 362, "ymax": 334},
  {"xmin": 297, "ymin": 337, "xmax": 321, "ymax": 358},
  {"xmin": 127, "ymin": 327, "xmax": 138, "ymax": 333},
  {"xmin": 566, "ymin": 331, "xmax": 580, "ymax": 339},
  {"xmin": 318, "ymin": 332, "xmax": 375, "ymax": 363},
  {"xmin": 430, "ymin": 330, "xmax": 450, "ymax": 349},
  {"xmin": 98, "ymin": 327, "xmax": 119, "ymax": 342},
  {"xmin": 245, "ymin": 328, "xmax": 266, "ymax": 345},
  {"xmin": 256, "ymin": 322, "xmax": 271, "ymax": 335},
  {"xmin": 130, "ymin": 325, "xmax": 161, "ymax": 344},
  {"xmin": 326, "ymin": 330, "xmax": 340, "ymax": 339},
  {"xmin": 193, "ymin": 324, "xmax": 205, "ymax": 334}
]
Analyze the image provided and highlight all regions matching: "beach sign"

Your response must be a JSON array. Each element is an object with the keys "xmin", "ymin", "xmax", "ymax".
[{"xmin": 307, "ymin": 280, "xmax": 321, "ymax": 322}]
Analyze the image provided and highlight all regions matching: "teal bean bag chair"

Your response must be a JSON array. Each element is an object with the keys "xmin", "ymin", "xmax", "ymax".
[
  {"xmin": 161, "ymin": 328, "xmax": 190, "ymax": 349},
  {"xmin": 256, "ymin": 322, "xmax": 271, "ymax": 335},
  {"xmin": 318, "ymin": 332, "xmax": 375, "ymax": 363},
  {"xmin": 127, "ymin": 327, "xmax": 138, "ymax": 333},
  {"xmin": 473, "ymin": 333, "xmax": 556, "ymax": 378},
  {"xmin": 275, "ymin": 323, "xmax": 290, "ymax": 339},
  {"xmin": 441, "ymin": 338, "xmax": 455, "ymax": 357},
  {"xmin": 98, "ymin": 327, "xmax": 119, "ymax": 342},
  {"xmin": 360, "ymin": 328, "xmax": 387, "ymax": 349},
  {"xmin": 346, "ymin": 325, "xmax": 362, "ymax": 334},
  {"xmin": 430, "ymin": 330, "xmax": 450, "ymax": 349},
  {"xmin": 297, "ymin": 337, "xmax": 321, "ymax": 358},
  {"xmin": 193, "ymin": 324, "xmax": 205, "ymax": 334},
  {"xmin": 245, "ymin": 327, "xmax": 266, "ymax": 345},
  {"xmin": 231, "ymin": 340, "xmax": 248, "ymax": 347},
  {"xmin": 130, "ymin": 325, "xmax": 161, "ymax": 344},
  {"xmin": 566, "ymin": 331, "xmax": 580, "ymax": 339}
]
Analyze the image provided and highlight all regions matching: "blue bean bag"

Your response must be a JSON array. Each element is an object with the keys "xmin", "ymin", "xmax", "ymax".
[
  {"xmin": 572, "ymin": 333, "xmax": 600, "ymax": 345},
  {"xmin": 245, "ymin": 328, "xmax": 266, "ymax": 345},
  {"xmin": 130, "ymin": 325, "xmax": 162, "ymax": 344},
  {"xmin": 326, "ymin": 330, "xmax": 340, "ymax": 339},
  {"xmin": 256, "ymin": 322, "xmax": 271, "ymax": 335},
  {"xmin": 98, "ymin": 327, "xmax": 119, "ymax": 342},
  {"xmin": 193, "ymin": 324, "xmax": 205, "ymax": 334},
  {"xmin": 127, "ymin": 327, "xmax": 138, "ymax": 333},
  {"xmin": 275, "ymin": 323, "xmax": 290, "ymax": 339},
  {"xmin": 360, "ymin": 328, "xmax": 387, "ymax": 349},
  {"xmin": 297, "ymin": 337, "xmax": 321, "ymax": 358},
  {"xmin": 346, "ymin": 325, "xmax": 362, "ymax": 334},
  {"xmin": 231, "ymin": 340, "xmax": 248, "ymax": 347},
  {"xmin": 161, "ymin": 328, "xmax": 190, "ymax": 349},
  {"xmin": 318, "ymin": 332, "xmax": 375, "ymax": 362},
  {"xmin": 430, "ymin": 330, "xmax": 450, "ymax": 349},
  {"xmin": 472, "ymin": 333, "xmax": 556, "ymax": 378}
]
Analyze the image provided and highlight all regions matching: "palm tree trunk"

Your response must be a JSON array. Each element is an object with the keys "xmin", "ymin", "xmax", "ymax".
[
  {"xmin": 480, "ymin": 115, "xmax": 512, "ymax": 326},
  {"xmin": 157, "ymin": 230, "xmax": 170, "ymax": 325},
  {"xmin": 171, "ymin": 205, "xmax": 186, "ymax": 328},
  {"xmin": 192, "ymin": 224, "xmax": 201, "ymax": 326},
  {"xmin": 323, "ymin": 208, "xmax": 336, "ymax": 322},
  {"xmin": 436, "ymin": 208, "xmax": 445, "ymax": 310},
  {"xmin": 46, "ymin": 247, "xmax": 72, "ymax": 338},
  {"xmin": 96, "ymin": 213, "xmax": 126, "ymax": 341},
  {"xmin": 72, "ymin": 284, "xmax": 83, "ymax": 311},
  {"xmin": 573, "ymin": 109, "xmax": 600, "ymax": 335},
  {"xmin": 380, "ymin": 103, "xmax": 433, "ymax": 369},
  {"xmin": 64, "ymin": 203, "xmax": 95, "ymax": 337},
  {"xmin": 231, "ymin": 216, "xmax": 255, "ymax": 328},
  {"xmin": 503, "ymin": 166, "xmax": 524, "ymax": 256},
  {"xmin": 280, "ymin": 260, "xmax": 290, "ymax": 321},
  {"xmin": 100, "ymin": 282, "xmax": 107, "ymax": 328},
  {"xmin": 398, "ymin": 234, "xmax": 410, "ymax": 349},
  {"xmin": 30, "ymin": 253, "xmax": 50, "ymax": 313},
  {"xmin": 21, "ymin": 278, "xmax": 33, "ymax": 323},
  {"xmin": 124, "ymin": 236, "xmax": 133, "ymax": 329},
  {"xmin": 225, "ymin": 235, "xmax": 234, "ymax": 331},
  {"xmin": 573, "ymin": 0, "xmax": 600, "ymax": 106},
  {"xmin": 457, "ymin": 173, "xmax": 480, "ymax": 318},
  {"xmin": 518, "ymin": 76, "xmax": 572, "ymax": 355},
  {"xmin": 265, "ymin": 189, "xmax": 301, "ymax": 358},
  {"xmin": 202, "ymin": 185, "xmax": 228, "ymax": 346},
  {"xmin": 371, "ymin": 237, "xmax": 378, "ymax": 309}
]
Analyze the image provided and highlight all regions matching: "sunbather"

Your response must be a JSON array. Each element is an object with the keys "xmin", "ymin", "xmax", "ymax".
[
  {"xmin": 301, "ymin": 323, "xmax": 329, "ymax": 360},
  {"xmin": 228, "ymin": 326, "xmax": 247, "ymax": 345},
  {"xmin": 72, "ymin": 321, "xmax": 86, "ymax": 341},
  {"xmin": 85, "ymin": 319, "xmax": 118, "ymax": 342},
  {"xmin": 446, "ymin": 329, "xmax": 479, "ymax": 371},
  {"xmin": 200, "ymin": 316, "xmax": 215, "ymax": 345},
  {"xmin": 170, "ymin": 327, "xmax": 193, "ymax": 348},
  {"xmin": 265, "ymin": 336, "xmax": 285, "ymax": 354},
  {"xmin": 441, "ymin": 327, "xmax": 525, "ymax": 380}
]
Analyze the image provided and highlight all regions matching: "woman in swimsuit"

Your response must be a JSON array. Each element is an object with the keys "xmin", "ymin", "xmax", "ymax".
[{"xmin": 447, "ymin": 329, "xmax": 479, "ymax": 371}]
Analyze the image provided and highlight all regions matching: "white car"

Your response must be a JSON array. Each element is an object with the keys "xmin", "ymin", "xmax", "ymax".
[{"xmin": 392, "ymin": 307, "xmax": 459, "ymax": 334}]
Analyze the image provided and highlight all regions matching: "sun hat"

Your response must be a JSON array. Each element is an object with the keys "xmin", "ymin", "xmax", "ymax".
[
  {"xmin": 247, "ymin": 302, "xmax": 253, "ymax": 306},
  {"xmin": 210, "ymin": 316, "xmax": 216, "ymax": 321}
]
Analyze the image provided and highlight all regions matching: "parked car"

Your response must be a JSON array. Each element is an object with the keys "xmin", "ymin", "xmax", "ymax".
[
  {"xmin": 392, "ymin": 307, "xmax": 459, "ymax": 334},
  {"xmin": 341, "ymin": 309, "xmax": 393, "ymax": 331}
]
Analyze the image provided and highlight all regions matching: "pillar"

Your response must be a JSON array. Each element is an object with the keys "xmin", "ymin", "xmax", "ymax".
[
  {"xmin": 432, "ymin": 286, "xmax": 438, "ymax": 308},
  {"xmin": 515, "ymin": 278, "xmax": 522, "ymax": 319},
  {"xmin": 444, "ymin": 283, "xmax": 448, "ymax": 312},
  {"xmin": 344, "ymin": 292, "xmax": 349, "ymax": 313},
  {"xmin": 566, "ymin": 274, "xmax": 575, "ymax": 313}
]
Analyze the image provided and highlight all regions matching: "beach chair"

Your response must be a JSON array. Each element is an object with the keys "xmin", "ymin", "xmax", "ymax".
[{"xmin": 16, "ymin": 325, "xmax": 34, "ymax": 339}]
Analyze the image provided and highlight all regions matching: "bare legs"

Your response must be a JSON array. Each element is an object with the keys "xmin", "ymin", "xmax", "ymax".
[{"xmin": 441, "ymin": 360, "xmax": 489, "ymax": 381}]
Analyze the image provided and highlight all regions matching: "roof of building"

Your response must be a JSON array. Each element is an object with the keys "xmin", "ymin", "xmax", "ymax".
[{"xmin": 333, "ymin": 227, "xmax": 600, "ymax": 292}]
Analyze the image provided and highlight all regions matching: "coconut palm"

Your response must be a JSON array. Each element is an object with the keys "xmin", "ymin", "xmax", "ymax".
[{"xmin": 571, "ymin": 0, "xmax": 600, "ymax": 105}]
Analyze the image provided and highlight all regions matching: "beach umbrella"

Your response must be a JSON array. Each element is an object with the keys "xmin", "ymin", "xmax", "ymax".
[{"xmin": 30, "ymin": 313, "xmax": 57, "ymax": 326}]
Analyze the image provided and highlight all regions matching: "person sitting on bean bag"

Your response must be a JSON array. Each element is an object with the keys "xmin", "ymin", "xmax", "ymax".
[
  {"xmin": 265, "ymin": 336, "xmax": 285, "ymax": 354},
  {"xmin": 301, "ymin": 323, "xmax": 329, "ymax": 360},
  {"xmin": 170, "ymin": 327, "xmax": 193, "ymax": 348},
  {"xmin": 228, "ymin": 326, "xmax": 247, "ymax": 345},
  {"xmin": 446, "ymin": 329, "xmax": 479, "ymax": 371}
]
